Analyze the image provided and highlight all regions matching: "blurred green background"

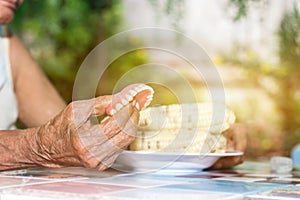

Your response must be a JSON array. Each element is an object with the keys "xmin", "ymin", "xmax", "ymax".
[
  {"xmin": 10, "ymin": 0, "xmax": 300, "ymax": 160},
  {"xmin": 11, "ymin": 0, "xmax": 126, "ymax": 101}
]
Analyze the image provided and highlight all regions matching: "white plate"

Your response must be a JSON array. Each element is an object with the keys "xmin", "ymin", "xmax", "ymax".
[{"xmin": 112, "ymin": 150, "xmax": 243, "ymax": 174}]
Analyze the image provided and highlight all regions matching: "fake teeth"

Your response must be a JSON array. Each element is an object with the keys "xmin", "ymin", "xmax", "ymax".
[
  {"xmin": 122, "ymin": 99, "xmax": 129, "ymax": 105},
  {"xmin": 110, "ymin": 109, "xmax": 117, "ymax": 115},
  {"xmin": 125, "ymin": 95, "xmax": 132, "ymax": 101},
  {"xmin": 115, "ymin": 103, "xmax": 123, "ymax": 110},
  {"xmin": 106, "ymin": 84, "xmax": 154, "ymax": 116},
  {"xmin": 130, "ymin": 90, "xmax": 137, "ymax": 96}
]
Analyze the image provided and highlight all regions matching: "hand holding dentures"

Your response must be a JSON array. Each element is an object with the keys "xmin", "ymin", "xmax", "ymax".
[{"xmin": 32, "ymin": 83, "xmax": 154, "ymax": 171}]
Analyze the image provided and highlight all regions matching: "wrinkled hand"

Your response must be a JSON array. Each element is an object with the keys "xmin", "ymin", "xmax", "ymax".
[
  {"xmin": 32, "ymin": 95, "xmax": 139, "ymax": 171},
  {"xmin": 30, "ymin": 83, "xmax": 154, "ymax": 171},
  {"xmin": 207, "ymin": 123, "xmax": 247, "ymax": 170}
]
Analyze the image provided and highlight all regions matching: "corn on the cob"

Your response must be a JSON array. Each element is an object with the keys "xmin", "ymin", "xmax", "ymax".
[{"xmin": 129, "ymin": 102, "xmax": 235, "ymax": 153}]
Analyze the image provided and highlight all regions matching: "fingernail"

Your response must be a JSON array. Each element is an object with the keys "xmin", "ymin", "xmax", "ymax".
[{"xmin": 100, "ymin": 116, "xmax": 110, "ymax": 123}]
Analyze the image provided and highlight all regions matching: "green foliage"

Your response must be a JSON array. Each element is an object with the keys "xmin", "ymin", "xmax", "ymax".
[
  {"xmin": 276, "ymin": 4, "xmax": 300, "ymax": 151},
  {"xmin": 222, "ymin": 2, "xmax": 300, "ymax": 153},
  {"xmin": 278, "ymin": 4, "xmax": 300, "ymax": 70},
  {"xmin": 10, "ymin": 0, "xmax": 123, "ymax": 102},
  {"xmin": 97, "ymin": 49, "xmax": 179, "ymax": 106},
  {"xmin": 228, "ymin": 0, "xmax": 249, "ymax": 21},
  {"xmin": 97, "ymin": 49, "xmax": 150, "ymax": 96}
]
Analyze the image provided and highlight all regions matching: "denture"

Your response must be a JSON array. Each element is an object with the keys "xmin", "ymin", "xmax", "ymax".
[{"xmin": 105, "ymin": 83, "xmax": 154, "ymax": 116}]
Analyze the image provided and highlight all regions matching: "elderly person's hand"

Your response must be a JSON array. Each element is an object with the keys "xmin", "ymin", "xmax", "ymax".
[
  {"xmin": 207, "ymin": 123, "xmax": 247, "ymax": 170},
  {"xmin": 28, "ymin": 84, "xmax": 153, "ymax": 171}
]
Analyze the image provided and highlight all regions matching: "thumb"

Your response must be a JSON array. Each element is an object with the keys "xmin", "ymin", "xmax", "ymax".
[
  {"xmin": 92, "ymin": 95, "xmax": 113, "ymax": 116},
  {"xmin": 70, "ymin": 95, "xmax": 112, "ymax": 127}
]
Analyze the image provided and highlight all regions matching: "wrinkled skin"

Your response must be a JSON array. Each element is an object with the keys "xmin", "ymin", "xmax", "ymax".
[
  {"xmin": 0, "ymin": 0, "xmax": 247, "ymax": 171},
  {"xmin": 0, "ymin": 94, "xmax": 141, "ymax": 171},
  {"xmin": 0, "ymin": 0, "xmax": 150, "ymax": 171},
  {"xmin": 0, "ymin": 82, "xmax": 151, "ymax": 171},
  {"xmin": 32, "ymin": 95, "xmax": 140, "ymax": 171}
]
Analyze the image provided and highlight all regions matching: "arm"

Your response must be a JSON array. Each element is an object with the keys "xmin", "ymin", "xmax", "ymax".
[
  {"xmin": 2, "ymin": 32, "xmax": 153, "ymax": 171},
  {"xmin": 0, "ymin": 128, "xmax": 41, "ymax": 170},
  {"xmin": 9, "ymin": 34, "xmax": 66, "ymax": 127},
  {"xmin": 0, "ymin": 82, "xmax": 152, "ymax": 171},
  {"xmin": 0, "ymin": 96, "xmax": 140, "ymax": 171}
]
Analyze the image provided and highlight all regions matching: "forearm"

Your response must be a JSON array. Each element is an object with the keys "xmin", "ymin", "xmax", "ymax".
[
  {"xmin": 9, "ymin": 34, "xmax": 66, "ymax": 127},
  {"xmin": 0, "ymin": 127, "xmax": 82, "ymax": 171},
  {"xmin": 0, "ymin": 128, "xmax": 38, "ymax": 170}
]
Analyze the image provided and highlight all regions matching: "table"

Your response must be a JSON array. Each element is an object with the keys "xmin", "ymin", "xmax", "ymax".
[{"xmin": 0, "ymin": 161, "xmax": 300, "ymax": 199}]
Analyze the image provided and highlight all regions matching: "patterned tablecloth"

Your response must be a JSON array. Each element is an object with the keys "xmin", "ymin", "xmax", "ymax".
[{"xmin": 0, "ymin": 161, "xmax": 300, "ymax": 200}]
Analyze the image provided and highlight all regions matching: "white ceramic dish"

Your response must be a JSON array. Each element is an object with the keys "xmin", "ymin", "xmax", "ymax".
[{"xmin": 112, "ymin": 150, "xmax": 243, "ymax": 174}]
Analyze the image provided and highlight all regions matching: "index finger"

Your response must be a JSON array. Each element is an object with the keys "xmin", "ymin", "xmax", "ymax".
[
  {"xmin": 100, "ymin": 102, "xmax": 136, "ymax": 139},
  {"xmin": 108, "ymin": 105, "xmax": 140, "ymax": 148}
]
